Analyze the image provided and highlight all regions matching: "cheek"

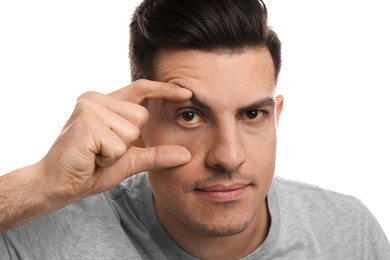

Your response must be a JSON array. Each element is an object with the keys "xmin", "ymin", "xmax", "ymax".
[
  {"xmin": 147, "ymin": 171, "xmax": 180, "ymax": 196},
  {"xmin": 144, "ymin": 124, "xmax": 209, "ymax": 188},
  {"xmin": 142, "ymin": 114, "xmax": 209, "ymax": 154},
  {"xmin": 245, "ymin": 129, "xmax": 277, "ymax": 168}
]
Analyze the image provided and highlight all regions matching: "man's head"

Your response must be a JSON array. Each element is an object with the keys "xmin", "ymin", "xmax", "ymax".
[
  {"xmin": 130, "ymin": 0, "xmax": 281, "ymax": 82},
  {"xmin": 131, "ymin": 0, "xmax": 283, "ymax": 257}
]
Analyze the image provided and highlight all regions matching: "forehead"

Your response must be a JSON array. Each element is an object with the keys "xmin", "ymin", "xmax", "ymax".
[{"xmin": 154, "ymin": 48, "xmax": 276, "ymax": 109}]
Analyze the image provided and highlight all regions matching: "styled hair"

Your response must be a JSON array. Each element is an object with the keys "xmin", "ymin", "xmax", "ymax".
[{"xmin": 130, "ymin": 0, "xmax": 281, "ymax": 81}]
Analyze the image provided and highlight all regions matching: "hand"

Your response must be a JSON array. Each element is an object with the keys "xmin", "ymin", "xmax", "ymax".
[{"xmin": 36, "ymin": 79, "xmax": 192, "ymax": 202}]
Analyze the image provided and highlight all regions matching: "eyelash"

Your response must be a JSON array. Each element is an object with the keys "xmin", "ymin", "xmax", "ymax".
[
  {"xmin": 238, "ymin": 109, "xmax": 270, "ymax": 122},
  {"xmin": 176, "ymin": 108, "xmax": 270, "ymax": 128},
  {"xmin": 176, "ymin": 110, "xmax": 205, "ymax": 128}
]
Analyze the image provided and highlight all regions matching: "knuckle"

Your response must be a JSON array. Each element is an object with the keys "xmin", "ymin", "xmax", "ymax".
[
  {"xmin": 134, "ymin": 106, "xmax": 149, "ymax": 126},
  {"xmin": 113, "ymin": 141, "xmax": 128, "ymax": 158},
  {"xmin": 132, "ymin": 79, "xmax": 149, "ymax": 87},
  {"xmin": 126, "ymin": 148, "xmax": 139, "ymax": 172},
  {"xmin": 77, "ymin": 91, "xmax": 101, "ymax": 101},
  {"xmin": 127, "ymin": 126, "xmax": 141, "ymax": 141},
  {"xmin": 100, "ymin": 136, "xmax": 127, "ymax": 166},
  {"xmin": 75, "ymin": 98, "xmax": 95, "ymax": 114},
  {"xmin": 131, "ymin": 79, "xmax": 151, "ymax": 96},
  {"xmin": 72, "ymin": 100, "xmax": 101, "ymax": 127}
]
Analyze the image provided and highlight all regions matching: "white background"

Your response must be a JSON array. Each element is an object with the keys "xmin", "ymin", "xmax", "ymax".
[{"xmin": 1, "ymin": 1, "xmax": 389, "ymax": 237}]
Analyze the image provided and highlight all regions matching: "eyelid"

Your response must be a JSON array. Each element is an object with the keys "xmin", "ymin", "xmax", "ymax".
[
  {"xmin": 176, "ymin": 107, "xmax": 206, "ymax": 118},
  {"xmin": 238, "ymin": 109, "xmax": 270, "ymax": 121},
  {"xmin": 176, "ymin": 108, "xmax": 206, "ymax": 128}
]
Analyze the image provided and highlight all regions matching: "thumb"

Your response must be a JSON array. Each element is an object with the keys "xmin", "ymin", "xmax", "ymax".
[{"xmin": 127, "ymin": 145, "xmax": 191, "ymax": 174}]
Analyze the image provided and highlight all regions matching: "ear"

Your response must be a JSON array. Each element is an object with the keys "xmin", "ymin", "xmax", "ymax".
[{"xmin": 275, "ymin": 95, "xmax": 284, "ymax": 127}]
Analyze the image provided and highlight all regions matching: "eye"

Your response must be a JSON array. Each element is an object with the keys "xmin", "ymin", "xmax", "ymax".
[
  {"xmin": 245, "ymin": 110, "xmax": 260, "ymax": 119},
  {"xmin": 177, "ymin": 110, "xmax": 204, "ymax": 127},
  {"xmin": 239, "ymin": 109, "xmax": 268, "ymax": 121}
]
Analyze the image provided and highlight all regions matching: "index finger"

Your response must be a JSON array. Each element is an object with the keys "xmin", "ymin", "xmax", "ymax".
[{"xmin": 108, "ymin": 79, "xmax": 192, "ymax": 104}]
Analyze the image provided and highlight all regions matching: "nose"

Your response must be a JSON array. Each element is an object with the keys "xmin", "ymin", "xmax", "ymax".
[{"xmin": 205, "ymin": 124, "xmax": 246, "ymax": 172}]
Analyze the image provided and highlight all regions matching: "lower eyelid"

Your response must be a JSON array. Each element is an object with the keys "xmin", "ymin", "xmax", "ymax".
[
  {"xmin": 239, "ymin": 110, "xmax": 269, "ymax": 121},
  {"xmin": 176, "ymin": 111, "xmax": 205, "ymax": 127}
]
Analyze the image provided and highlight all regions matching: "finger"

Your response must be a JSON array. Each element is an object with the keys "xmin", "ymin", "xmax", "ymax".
[
  {"xmin": 77, "ymin": 91, "xmax": 149, "ymax": 128},
  {"xmin": 81, "ymin": 116, "xmax": 131, "ymax": 168},
  {"xmin": 108, "ymin": 79, "xmax": 193, "ymax": 104},
  {"xmin": 94, "ymin": 129, "xmax": 128, "ymax": 168},
  {"xmin": 95, "ymin": 123, "xmax": 143, "ymax": 168},
  {"xmin": 87, "ymin": 145, "xmax": 191, "ymax": 195},
  {"xmin": 68, "ymin": 100, "xmax": 142, "ymax": 168},
  {"xmin": 85, "ymin": 99, "xmax": 144, "ymax": 149},
  {"xmin": 75, "ymin": 98, "xmax": 143, "ymax": 148},
  {"xmin": 126, "ymin": 145, "xmax": 191, "ymax": 174}
]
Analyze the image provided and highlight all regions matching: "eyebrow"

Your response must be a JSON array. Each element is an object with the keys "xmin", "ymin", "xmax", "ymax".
[
  {"xmin": 237, "ymin": 97, "xmax": 276, "ymax": 113},
  {"xmin": 190, "ymin": 95, "xmax": 211, "ymax": 110},
  {"xmin": 191, "ymin": 94, "xmax": 275, "ymax": 113}
]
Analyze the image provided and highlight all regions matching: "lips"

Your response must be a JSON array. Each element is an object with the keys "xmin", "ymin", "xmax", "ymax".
[{"xmin": 195, "ymin": 183, "xmax": 250, "ymax": 202}]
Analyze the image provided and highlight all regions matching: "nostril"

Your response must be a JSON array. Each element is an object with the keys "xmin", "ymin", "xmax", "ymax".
[{"xmin": 210, "ymin": 164, "xmax": 227, "ymax": 172}]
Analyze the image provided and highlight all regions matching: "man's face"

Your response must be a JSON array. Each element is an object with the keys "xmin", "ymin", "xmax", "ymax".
[{"xmin": 141, "ymin": 48, "xmax": 283, "ymax": 238}]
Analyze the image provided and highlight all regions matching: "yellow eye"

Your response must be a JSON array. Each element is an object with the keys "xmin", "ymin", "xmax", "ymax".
[{"xmin": 177, "ymin": 111, "xmax": 203, "ymax": 127}]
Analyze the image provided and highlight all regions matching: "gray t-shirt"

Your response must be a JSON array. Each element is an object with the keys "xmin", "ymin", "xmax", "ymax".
[{"xmin": 1, "ymin": 173, "xmax": 389, "ymax": 259}]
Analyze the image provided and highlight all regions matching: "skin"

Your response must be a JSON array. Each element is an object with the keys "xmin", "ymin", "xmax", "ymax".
[
  {"xmin": 0, "ymin": 80, "xmax": 193, "ymax": 232},
  {"xmin": 142, "ymin": 48, "xmax": 284, "ymax": 259},
  {"xmin": 0, "ymin": 46, "xmax": 283, "ymax": 260}
]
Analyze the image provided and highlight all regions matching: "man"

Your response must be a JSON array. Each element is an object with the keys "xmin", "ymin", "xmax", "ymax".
[{"xmin": 0, "ymin": 0, "xmax": 389, "ymax": 259}]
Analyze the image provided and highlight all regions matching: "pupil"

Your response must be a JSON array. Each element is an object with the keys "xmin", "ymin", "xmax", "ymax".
[
  {"xmin": 182, "ymin": 111, "xmax": 195, "ymax": 121},
  {"xmin": 246, "ymin": 110, "xmax": 258, "ymax": 119}
]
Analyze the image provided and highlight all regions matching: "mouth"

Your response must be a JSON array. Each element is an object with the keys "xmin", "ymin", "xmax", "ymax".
[{"xmin": 195, "ymin": 183, "xmax": 250, "ymax": 202}]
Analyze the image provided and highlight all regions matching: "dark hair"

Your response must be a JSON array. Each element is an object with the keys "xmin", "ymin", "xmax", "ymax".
[{"xmin": 130, "ymin": 0, "xmax": 281, "ymax": 81}]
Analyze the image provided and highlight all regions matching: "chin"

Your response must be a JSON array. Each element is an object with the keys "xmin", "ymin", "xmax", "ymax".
[
  {"xmin": 182, "ymin": 204, "xmax": 260, "ymax": 238},
  {"xmin": 193, "ymin": 221, "xmax": 251, "ymax": 237}
]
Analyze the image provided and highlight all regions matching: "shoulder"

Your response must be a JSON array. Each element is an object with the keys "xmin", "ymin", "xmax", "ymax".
[
  {"xmin": 272, "ymin": 176, "xmax": 362, "ymax": 211},
  {"xmin": 269, "ymin": 176, "xmax": 390, "ymax": 258},
  {"xmin": 271, "ymin": 176, "xmax": 368, "ymax": 231}
]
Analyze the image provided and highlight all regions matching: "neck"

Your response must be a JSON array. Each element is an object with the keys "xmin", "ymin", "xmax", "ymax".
[{"xmin": 155, "ymin": 199, "xmax": 270, "ymax": 260}]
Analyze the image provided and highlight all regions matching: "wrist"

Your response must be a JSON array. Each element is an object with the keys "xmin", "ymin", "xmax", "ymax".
[{"xmin": 32, "ymin": 160, "xmax": 75, "ymax": 212}]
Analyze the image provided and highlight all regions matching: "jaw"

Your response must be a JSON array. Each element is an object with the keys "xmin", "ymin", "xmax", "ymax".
[{"xmin": 152, "ymin": 189, "xmax": 270, "ymax": 259}]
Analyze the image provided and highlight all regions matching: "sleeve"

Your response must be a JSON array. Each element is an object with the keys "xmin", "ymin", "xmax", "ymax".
[
  {"xmin": 0, "ymin": 234, "xmax": 13, "ymax": 260},
  {"xmin": 360, "ymin": 202, "xmax": 390, "ymax": 259},
  {"xmin": 0, "ymin": 200, "xmax": 89, "ymax": 259}
]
